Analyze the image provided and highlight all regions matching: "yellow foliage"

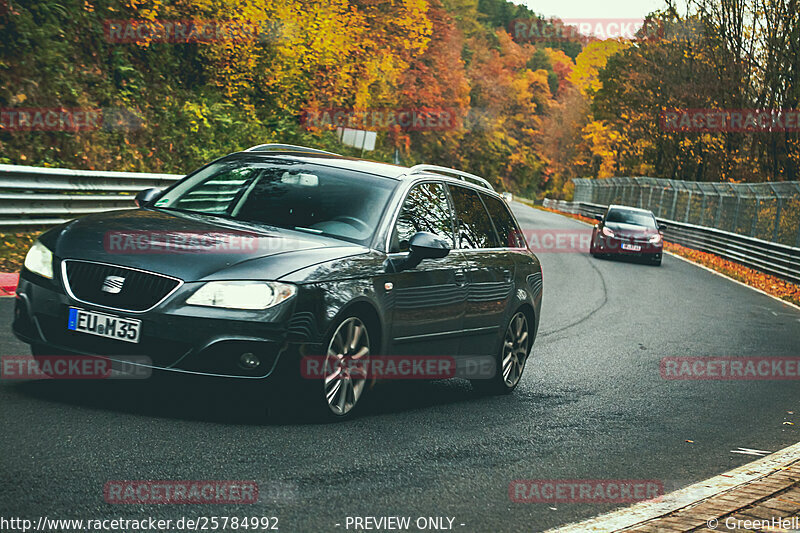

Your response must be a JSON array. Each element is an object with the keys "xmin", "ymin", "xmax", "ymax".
[{"xmin": 568, "ymin": 40, "xmax": 629, "ymax": 96}]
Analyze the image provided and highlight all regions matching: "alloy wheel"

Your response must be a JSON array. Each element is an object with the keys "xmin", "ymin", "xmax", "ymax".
[
  {"xmin": 501, "ymin": 312, "xmax": 529, "ymax": 388},
  {"xmin": 323, "ymin": 317, "xmax": 370, "ymax": 416}
]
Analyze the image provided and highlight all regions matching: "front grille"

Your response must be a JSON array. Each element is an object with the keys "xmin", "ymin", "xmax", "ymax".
[{"xmin": 63, "ymin": 260, "xmax": 182, "ymax": 312}]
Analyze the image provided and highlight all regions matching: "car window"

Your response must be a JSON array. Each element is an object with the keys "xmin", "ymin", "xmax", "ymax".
[
  {"xmin": 481, "ymin": 193, "xmax": 525, "ymax": 248},
  {"xmin": 448, "ymin": 185, "xmax": 500, "ymax": 249},
  {"xmin": 605, "ymin": 209, "xmax": 657, "ymax": 228},
  {"xmin": 153, "ymin": 157, "xmax": 397, "ymax": 246},
  {"xmin": 390, "ymin": 182, "xmax": 455, "ymax": 252}
]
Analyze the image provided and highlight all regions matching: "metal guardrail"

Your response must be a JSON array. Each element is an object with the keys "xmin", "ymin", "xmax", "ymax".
[
  {"xmin": 0, "ymin": 164, "xmax": 183, "ymax": 229},
  {"xmin": 543, "ymin": 198, "xmax": 800, "ymax": 285}
]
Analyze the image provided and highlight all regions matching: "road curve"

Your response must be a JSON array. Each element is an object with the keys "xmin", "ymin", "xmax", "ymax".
[{"xmin": 1, "ymin": 203, "xmax": 798, "ymax": 532}]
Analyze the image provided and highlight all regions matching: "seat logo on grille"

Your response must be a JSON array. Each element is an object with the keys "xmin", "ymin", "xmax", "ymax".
[{"xmin": 101, "ymin": 275, "xmax": 126, "ymax": 294}]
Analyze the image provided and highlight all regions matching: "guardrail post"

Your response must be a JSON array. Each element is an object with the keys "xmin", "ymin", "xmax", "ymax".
[
  {"xmin": 796, "ymin": 220, "xmax": 800, "ymax": 248},
  {"xmin": 795, "ymin": 184, "xmax": 800, "ymax": 247},
  {"xmin": 658, "ymin": 187, "xmax": 665, "ymax": 217},
  {"xmin": 699, "ymin": 193, "xmax": 707, "ymax": 226},
  {"xmin": 714, "ymin": 185, "xmax": 726, "ymax": 229},
  {"xmin": 684, "ymin": 189, "xmax": 692, "ymax": 223},
  {"xmin": 748, "ymin": 185, "xmax": 758, "ymax": 237},
  {"xmin": 768, "ymin": 184, "xmax": 781, "ymax": 243},
  {"xmin": 670, "ymin": 186, "xmax": 679, "ymax": 220}
]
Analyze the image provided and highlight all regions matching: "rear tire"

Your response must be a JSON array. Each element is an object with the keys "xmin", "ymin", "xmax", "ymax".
[{"xmin": 472, "ymin": 311, "xmax": 531, "ymax": 395}]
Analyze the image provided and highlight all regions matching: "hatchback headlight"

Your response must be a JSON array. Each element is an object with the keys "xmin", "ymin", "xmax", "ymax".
[
  {"xmin": 186, "ymin": 281, "xmax": 296, "ymax": 310},
  {"xmin": 23, "ymin": 240, "xmax": 54, "ymax": 279},
  {"xmin": 602, "ymin": 227, "xmax": 615, "ymax": 237},
  {"xmin": 649, "ymin": 233, "xmax": 662, "ymax": 244}
]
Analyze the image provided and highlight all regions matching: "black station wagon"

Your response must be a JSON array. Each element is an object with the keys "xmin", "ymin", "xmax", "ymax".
[{"xmin": 13, "ymin": 144, "xmax": 543, "ymax": 418}]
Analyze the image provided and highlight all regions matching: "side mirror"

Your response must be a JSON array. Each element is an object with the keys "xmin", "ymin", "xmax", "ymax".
[
  {"xmin": 389, "ymin": 232, "xmax": 451, "ymax": 272},
  {"xmin": 594, "ymin": 214, "xmax": 603, "ymax": 221},
  {"xmin": 135, "ymin": 188, "xmax": 162, "ymax": 207},
  {"xmin": 658, "ymin": 224, "xmax": 667, "ymax": 232}
]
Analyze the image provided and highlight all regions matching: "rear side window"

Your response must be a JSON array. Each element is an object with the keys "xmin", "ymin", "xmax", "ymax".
[
  {"xmin": 390, "ymin": 182, "xmax": 455, "ymax": 252},
  {"xmin": 448, "ymin": 186, "xmax": 500, "ymax": 249},
  {"xmin": 481, "ymin": 193, "xmax": 525, "ymax": 248}
]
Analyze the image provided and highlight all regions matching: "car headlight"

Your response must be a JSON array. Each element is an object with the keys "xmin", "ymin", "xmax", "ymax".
[
  {"xmin": 649, "ymin": 233, "xmax": 662, "ymax": 244},
  {"xmin": 602, "ymin": 227, "xmax": 615, "ymax": 237},
  {"xmin": 186, "ymin": 281, "xmax": 296, "ymax": 310},
  {"xmin": 23, "ymin": 240, "xmax": 54, "ymax": 279}
]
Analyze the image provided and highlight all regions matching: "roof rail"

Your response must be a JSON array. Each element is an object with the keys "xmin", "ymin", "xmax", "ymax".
[
  {"xmin": 244, "ymin": 143, "xmax": 341, "ymax": 156},
  {"xmin": 406, "ymin": 164, "xmax": 494, "ymax": 191}
]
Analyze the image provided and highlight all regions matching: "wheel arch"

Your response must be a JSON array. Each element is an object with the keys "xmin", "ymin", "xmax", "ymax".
[{"xmin": 324, "ymin": 298, "xmax": 385, "ymax": 355}]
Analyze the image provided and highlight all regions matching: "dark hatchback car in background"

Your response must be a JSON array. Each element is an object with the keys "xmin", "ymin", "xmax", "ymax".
[
  {"xmin": 13, "ymin": 144, "xmax": 543, "ymax": 419},
  {"xmin": 589, "ymin": 205, "xmax": 664, "ymax": 265}
]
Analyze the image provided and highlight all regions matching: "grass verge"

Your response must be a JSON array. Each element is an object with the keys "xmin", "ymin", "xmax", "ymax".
[{"xmin": 0, "ymin": 233, "xmax": 38, "ymax": 273}]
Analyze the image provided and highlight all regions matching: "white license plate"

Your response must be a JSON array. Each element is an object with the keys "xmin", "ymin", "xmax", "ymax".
[
  {"xmin": 621, "ymin": 243, "xmax": 642, "ymax": 251},
  {"xmin": 67, "ymin": 307, "xmax": 141, "ymax": 343}
]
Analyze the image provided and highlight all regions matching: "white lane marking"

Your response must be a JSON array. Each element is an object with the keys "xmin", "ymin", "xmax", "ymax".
[
  {"xmin": 665, "ymin": 252, "xmax": 800, "ymax": 313},
  {"xmin": 730, "ymin": 450, "xmax": 765, "ymax": 456},
  {"xmin": 545, "ymin": 441, "xmax": 800, "ymax": 532},
  {"xmin": 736, "ymin": 447, "xmax": 773, "ymax": 455},
  {"xmin": 730, "ymin": 447, "xmax": 771, "ymax": 456}
]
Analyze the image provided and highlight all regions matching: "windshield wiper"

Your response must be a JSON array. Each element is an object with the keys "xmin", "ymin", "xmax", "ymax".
[
  {"xmin": 157, "ymin": 207, "xmax": 234, "ymax": 221},
  {"xmin": 293, "ymin": 227, "xmax": 324, "ymax": 235}
]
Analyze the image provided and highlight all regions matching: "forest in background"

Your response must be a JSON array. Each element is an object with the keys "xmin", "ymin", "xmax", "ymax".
[{"xmin": 0, "ymin": 0, "xmax": 797, "ymax": 199}]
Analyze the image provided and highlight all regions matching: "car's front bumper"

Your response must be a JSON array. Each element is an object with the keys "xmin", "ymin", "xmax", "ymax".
[
  {"xmin": 592, "ymin": 235, "xmax": 663, "ymax": 259},
  {"xmin": 12, "ymin": 270, "xmax": 305, "ymax": 379}
]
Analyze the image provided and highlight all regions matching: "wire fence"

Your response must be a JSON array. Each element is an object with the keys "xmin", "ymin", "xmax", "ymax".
[{"xmin": 572, "ymin": 177, "xmax": 800, "ymax": 247}]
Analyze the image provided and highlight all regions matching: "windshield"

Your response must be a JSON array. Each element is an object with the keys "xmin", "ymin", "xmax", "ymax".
[
  {"xmin": 153, "ymin": 157, "xmax": 398, "ymax": 245},
  {"xmin": 605, "ymin": 209, "xmax": 657, "ymax": 228}
]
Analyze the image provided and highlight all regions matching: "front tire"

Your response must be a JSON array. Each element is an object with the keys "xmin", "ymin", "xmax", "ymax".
[
  {"xmin": 319, "ymin": 316, "xmax": 372, "ymax": 419},
  {"xmin": 472, "ymin": 311, "xmax": 531, "ymax": 395}
]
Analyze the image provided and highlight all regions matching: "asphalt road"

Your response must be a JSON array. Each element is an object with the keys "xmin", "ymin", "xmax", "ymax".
[{"xmin": 1, "ymin": 204, "xmax": 799, "ymax": 532}]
